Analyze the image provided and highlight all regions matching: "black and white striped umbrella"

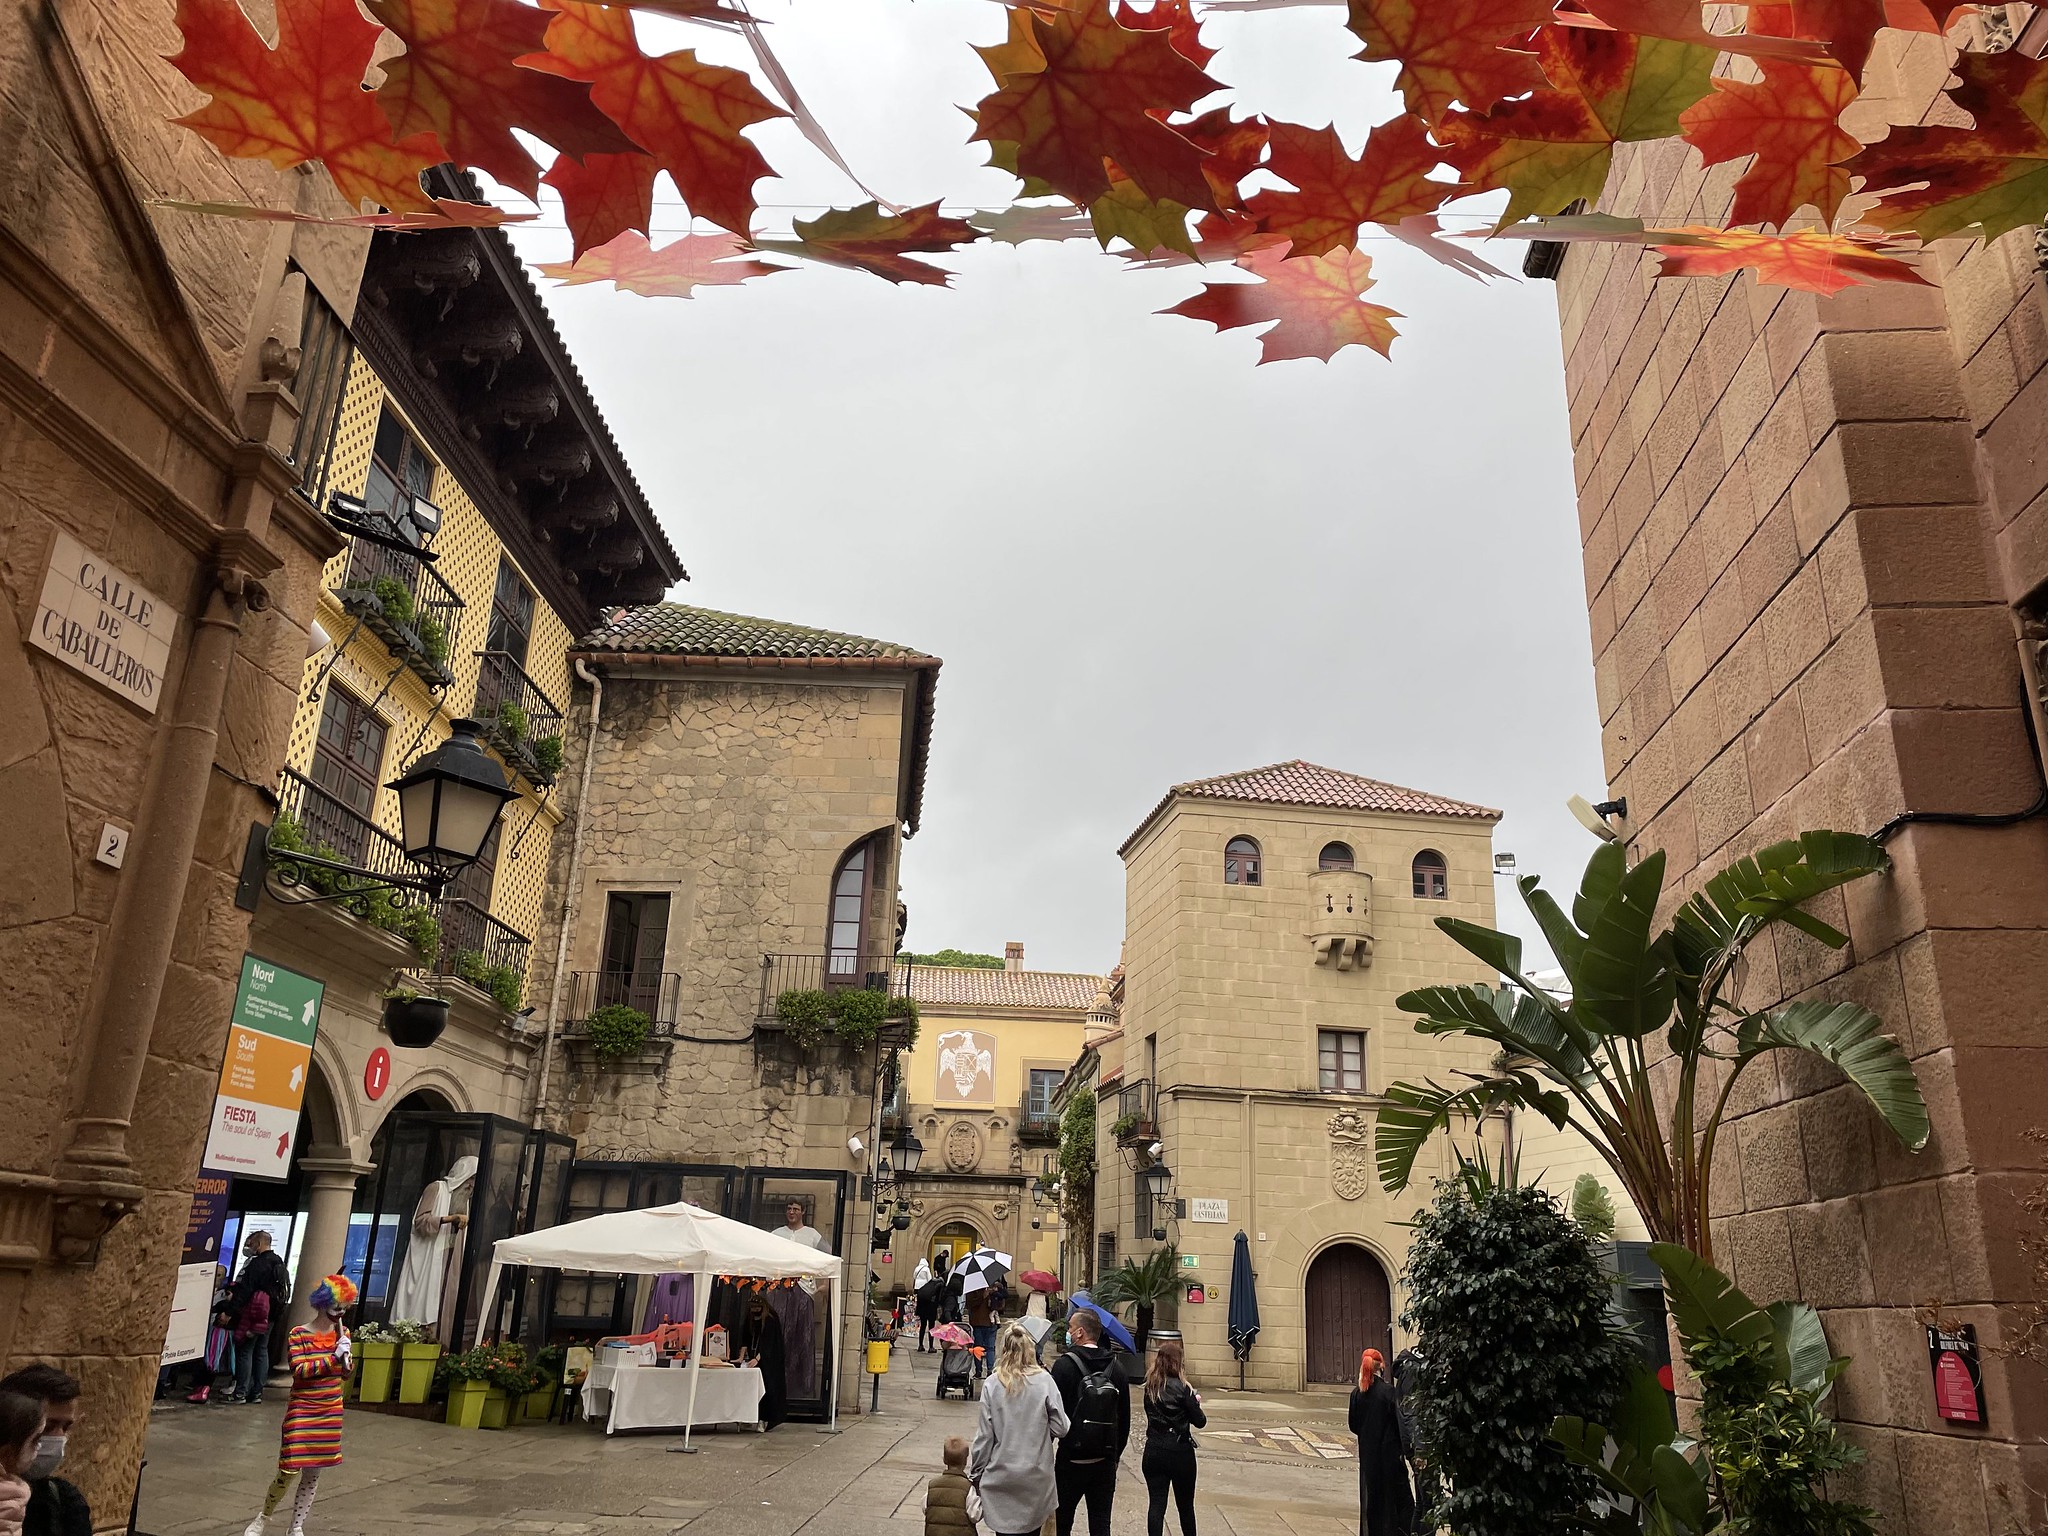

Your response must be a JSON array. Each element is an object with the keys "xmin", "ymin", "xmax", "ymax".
[{"xmin": 947, "ymin": 1247, "xmax": 1013, "ymax": 1293}]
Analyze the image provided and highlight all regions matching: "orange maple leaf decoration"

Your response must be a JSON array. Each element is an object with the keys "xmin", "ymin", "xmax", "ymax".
[
  {"xmin": 1346, "ymin": 0, "xmax": 1555, "ymax": 126},
  {"xmin": 542, "ymin": 151, "xmax": 659, "ymax": 259},
  {"xmin": 1114, "ymin": 0, "xmax": 1216, "ymax": 68},
  {"xmin": 521, "ymin": 0, "xmax": 785, "ymax": 237},
  {"xmin": 368, "ymin": 0, "xmax": 632, "ymax": 200},
  {"xmin": 1246, "ymin": 115, "xmax": 1457, "ymax": 258},
  {"xmin": 1162, "ymin": 244, "xmax": 1401, "ymax": 362},
  {"xmin": 1749, "ymin": 0, "xmax": 1948, "ymax": 81},
  {"xmin": 167, "ymin": 0, "xmax": 442, "ymax": 213},
  {"xmin": 537, "ymin": 231, "xmax": 786, "ymax": 298},
  {"xmin": 763, "ymin": 202, "xmax": 982, "ymax": 286},
  {"xmin": 1180, "ymin": 107, "xmax": 1270, "ymax": 208},
  {"xmin": 1679, "ymin": 59, "xmax": 1859, "ymax": 228},
  {"xmin": 973, "ymin": 0, "xmax": 1223, "ymax": 214},
  {"xmin": 1650, "ymin": 227, "xmax": 1930, "ymax": 294}
]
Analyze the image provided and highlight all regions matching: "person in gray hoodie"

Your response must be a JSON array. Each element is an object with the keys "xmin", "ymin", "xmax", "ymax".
[{"xmin": 969, "ymin": 1325, "xmax": 1070, "ymax": 1536}]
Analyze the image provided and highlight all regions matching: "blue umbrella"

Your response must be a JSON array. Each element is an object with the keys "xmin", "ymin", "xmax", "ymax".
[
  {"xmin": 1227, "ymin": 1230, "xmax": 1260, "ymax": 1389},
  {"xmin": 1066, "ymin": 1291, "xmax": 1137, "ymax": 1354}
]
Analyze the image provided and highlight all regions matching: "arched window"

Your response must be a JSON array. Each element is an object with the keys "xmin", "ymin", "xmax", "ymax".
[
  {"xmin": 1412, "ymin": 849, "xmax": 1448, "ymax": 899},
  {"xmin": 1224, "ymin": 837, "xmax": 1262, "ymax": 886},
  {"xmin": 1318, "ymin": 841, "xmax": 1354, "ymax": 872},
  {"xmin": 828, "ymin": 837, "xmax": 877, "ymax": 977}
]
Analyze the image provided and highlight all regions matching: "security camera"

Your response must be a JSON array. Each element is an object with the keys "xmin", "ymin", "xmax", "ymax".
[
  {"xmin": 306, "ymin": 620, "xmax": 331, "ymax": 658},
  {"xmin": 847, "ymin": 1135, "xmax": 864, "ymax": 1158},
  {"xmin": 1147, "ymin": 1141, "xmax": 1163, "ymax": 1159},
  {"xmin": 1567, "ymin": 794, "xmax": 1622, "ymax": 844}
]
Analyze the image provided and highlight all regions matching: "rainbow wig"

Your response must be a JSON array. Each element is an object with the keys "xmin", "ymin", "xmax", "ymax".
[{"xmin": 310, "ymin": 1273, "xmax": 359, "ymax": 1314}]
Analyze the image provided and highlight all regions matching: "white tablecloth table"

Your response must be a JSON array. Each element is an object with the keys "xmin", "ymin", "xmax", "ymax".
[{"xmin": 583, "ymin": 1358, "xmax": 765, "ymax": 1434}]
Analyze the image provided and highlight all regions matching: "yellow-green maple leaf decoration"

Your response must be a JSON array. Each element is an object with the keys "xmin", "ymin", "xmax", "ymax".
[
  {"xmin": 1440, "ymin": 27, "xmax": 1717, "ymax": 231},
  {"xmin": 1090, "ymin": 175, "xmax": 1196, "ymax": 256}
]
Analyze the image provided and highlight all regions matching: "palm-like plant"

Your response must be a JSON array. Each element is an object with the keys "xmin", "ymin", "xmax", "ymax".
[
  {"xmin": 1091, "ymin": 1244, "xmax": 1180, "ymax": 1353},
  {"xmin": 1377, "ymin": 832, "xmax": 1929, "ymax": 1263}
]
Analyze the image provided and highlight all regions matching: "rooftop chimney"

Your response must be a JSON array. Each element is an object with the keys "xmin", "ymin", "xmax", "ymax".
[{"xmin": 1005, "ymin": 941, "xmax": 1024, "ymax": 972}]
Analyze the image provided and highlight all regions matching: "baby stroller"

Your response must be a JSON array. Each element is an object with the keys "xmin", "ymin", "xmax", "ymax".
[{"xmin": 932, "ymin": 1323, "xmax": 978, "ymax": 1400}]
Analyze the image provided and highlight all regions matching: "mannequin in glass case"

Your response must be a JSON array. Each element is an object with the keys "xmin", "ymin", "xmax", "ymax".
[{"xmin": 388, "ymin": 1155, "xmax": 477, "ymax": 1333}]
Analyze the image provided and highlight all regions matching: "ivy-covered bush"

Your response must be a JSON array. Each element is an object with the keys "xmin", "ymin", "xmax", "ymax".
[
  {"xmin": 1402, "ymin": 1174, "xmax": 1635, "ymax": 1536},
  {"xmin": 369, "ymin": 574, "xmax": 414, "ymax": 624},
  {"xmin": 773, "ymin": 987, "xmax": 916, "ymax": 1048},
  {"xmin": 1058, "ymin": 1089, "xmax": 1096, "ymax": 1276},
  {"xmin": 493, "ymin": 699, "xmax": 529, "ymax": 742},
  {"xmin": 586, "ymin": 1002, "xmax": 651, "ymax": 1060},
  {"xmin": 267, "ymin": 813, "xmax": 439, "ymax": 961},
  {"xmin": 453, "ymin": 950, "xmax": 523, "ymax": 1012},
  {"xmin": 531, "ymin": 734, "xmax": 565, "ymax": 779}
]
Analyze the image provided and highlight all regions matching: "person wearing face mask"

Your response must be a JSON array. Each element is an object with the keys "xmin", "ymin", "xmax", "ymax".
[
  {"xmin": 0, "ymin": 1389, "xmax": 47, "ymax": 1536},
  {"xmin": 0, "ymin": 1367, "xmax": 88, "ymax": 1536}
]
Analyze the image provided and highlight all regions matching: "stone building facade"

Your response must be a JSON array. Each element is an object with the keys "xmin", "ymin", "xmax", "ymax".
[
  {"xmin": 525, "ymin": 602, "xmax": 940, "ymax": 1411},
  {"xmin": 877, "ymin": 949, "xmax": 1110, "ymax": 1297},
  {"xmin": 0, "ymin": 0, "xmax": 389, "ymax": 1514},
  {"xmin": 1094, "ymin": 762, "xmax": 1503, "ymax": 1392},
  {"xmin": 1545, "ymin": 16, "xmax": 2048, "ymax": 1530}
]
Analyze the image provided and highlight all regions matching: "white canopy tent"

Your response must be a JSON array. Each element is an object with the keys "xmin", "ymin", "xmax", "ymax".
[{"xmin": 478, "ymin": 1201, "xmax": 844, "ymax": 1449}]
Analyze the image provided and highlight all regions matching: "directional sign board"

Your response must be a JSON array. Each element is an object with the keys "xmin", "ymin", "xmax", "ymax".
[{"xmin": 201, "ymin": 955, "xmax": 323, "ymax": 1180}]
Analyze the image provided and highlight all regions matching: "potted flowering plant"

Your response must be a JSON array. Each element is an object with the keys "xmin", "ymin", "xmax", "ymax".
[
  {"xmin": 352, "ymin": 1322, "xmax": 401, "ymax": 1403},
  {"xmin": 380, "ymin": 983, "xmax": 450, "ymax": 1049},
  {"xmin": 481, "ymin": 1343, "xmax": 536, "ymax": 1430},
  {"xmin": 389, "ymin": 1318, "xmax": 441, "ymax": 1404},
  {"xmin": 440, "ymin": 1346, "xmax": 494, "ymax": 1429},
  {"xmin": 522, "ymin": 1345, "xmax": 565, "ymax": 1421}
]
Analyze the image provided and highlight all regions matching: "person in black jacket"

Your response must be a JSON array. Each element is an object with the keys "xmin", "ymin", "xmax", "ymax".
[
  {"xmin": 227, "ymin": 1231, "xmax": 291, "ymax": 1405},
  {"xmin": 1047, "ymin": 1310, "xmax": 1129, "ymax": 1536},
  {"xmin": 1140, "ymin": 1339, "xmax": 1205, "ymax": 1536},
  {"xmin": 1349, "ymin": 1349, "xmax": 1414, "ymax": 1536},
  {"xmin": 0, "ymin": 1365, "xmax": 91, "ymax": 1536}
]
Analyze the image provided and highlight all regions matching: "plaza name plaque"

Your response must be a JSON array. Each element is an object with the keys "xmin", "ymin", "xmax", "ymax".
[
  {"xmin": 1189, "ymin": 1198, "xmax": 1228, "ymax": 1223},
  {"xmin": 1927, "ymin": 1323, "xmax": 1986, "ymax": 1425},
  {"xmin": 30, "ymin": 531, "xmax": 177, "ymax": 713}
]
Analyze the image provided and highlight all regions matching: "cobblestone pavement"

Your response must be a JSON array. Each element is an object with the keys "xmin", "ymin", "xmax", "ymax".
[{"xmin": 138, "ymin": 1347, "xmax": 1363, "ymax": 1536}]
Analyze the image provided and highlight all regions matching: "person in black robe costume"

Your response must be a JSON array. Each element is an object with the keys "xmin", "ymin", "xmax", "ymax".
[
  {"xmin": 740, "ymin": 1296, "xmax": 788, "ymax": 1430},
  {"xmin": 1348, "ymin": 1349, "xmax": 1415, "ymax": 1536}
]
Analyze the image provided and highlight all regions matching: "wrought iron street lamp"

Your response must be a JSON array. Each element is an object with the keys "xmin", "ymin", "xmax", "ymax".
[
  {"xmin": 1141, "ymin": 1159, "xmax": 1174, "ymax": 1242},
  {"xmin": 886, "ymin": 1125, "xmax": 924, "ymax": 1179}
]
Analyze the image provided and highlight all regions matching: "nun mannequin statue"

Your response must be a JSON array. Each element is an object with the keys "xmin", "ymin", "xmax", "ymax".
[{"xmin": 389, "ymin": 1155, "xmax": 477, "ymax": 1333}]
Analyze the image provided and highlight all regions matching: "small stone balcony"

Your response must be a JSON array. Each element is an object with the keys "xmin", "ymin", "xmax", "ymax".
[{"xmin": 1307, "ymin": 868, "xmax": 1373, "ymax": 970}]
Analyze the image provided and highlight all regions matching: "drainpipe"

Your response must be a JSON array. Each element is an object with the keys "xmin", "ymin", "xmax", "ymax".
[{"xmin": 530, "ymin": 657, "xmax": 603, "ymax": 1126}]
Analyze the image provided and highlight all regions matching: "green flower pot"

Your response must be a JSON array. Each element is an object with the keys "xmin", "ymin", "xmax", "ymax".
[
  {"xmin": 446, "ymin": 1379, "xmax": 489, "ymax": 1429},
  {"xmin": 521, "ymin": 1383, "xmax": 557, "ymax": 1421},
  {"xmin": 480, "ymin": 1386, "xmax": 512, "ymax": 1430},
  {"xmin": 357, "ymin": 1340, "xmax": 399, "ymax": 1404},
  {"xmin": 398, "ymin": 1342, "xmax": 442, "ymax": 1404}
]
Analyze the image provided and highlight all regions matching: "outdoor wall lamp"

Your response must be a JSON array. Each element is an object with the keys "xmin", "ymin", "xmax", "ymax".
[
  {"xmin": 265, "ymin": 720, "xmax": 518, "ymax": 903},
  {"xmin": 887, "ymin": 1125, "xmax": 925, "ymax": 1179},
  {"xmin": 1141, "ymin": 1159, "xmax": 1174, "ymax": 1242}
]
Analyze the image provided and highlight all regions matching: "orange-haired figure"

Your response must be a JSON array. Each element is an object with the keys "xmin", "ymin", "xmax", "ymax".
[
  {"xmin": 243, "ymin": 1274, "xmax": 356, "ymax": 1536},
  {"xmin": 1348, "ymin": 1348, "xmax": 1414, "ymax": 1536}
]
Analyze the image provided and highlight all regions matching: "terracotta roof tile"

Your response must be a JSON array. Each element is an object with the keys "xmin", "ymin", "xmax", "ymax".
[
  {"xmin": 1121, "ymin": 759, "xmax": 1500, "ymax": 855},
  {"xmin": 900, "ymin": 966, "xmax": 1107, "ymax": 1012},
  {"xmin": 577, "ymin": 603, "xmax": 933, "ymax": 661}
]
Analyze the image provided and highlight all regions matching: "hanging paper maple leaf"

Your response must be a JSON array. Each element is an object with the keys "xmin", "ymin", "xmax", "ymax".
[
  {"xmin": 1679, "ymin": 59, "xmax": 1859, "ymax": 228},
  {"xmin": 1161, "ymin": 243, "xmax": 1401, "ymax": 362},
  {"xmin": 972, "ymin": 0, "xmax": 1222, "ymax": 214},
  {"xmin": 970, "ymin": 202, "xmax": 1095, "ymax": 244},
  {"xmin": 1749, "ymin": 1, "xmax": 1947, "ymax": 82},
  {"xmin": 159, "ymin": 196, "xmax": 536, "ymax": 228},
  {"xmin": 757, "ymin": 202, "xmax": 981, "ymax": 285},
  {"xmin": 1114, "ymin": 0, "xmax": 1216, "ymax": 68},
  {"xmin": 537, "ymin": 230, "xmax": 786, "ymax": 298},
  {"xmin": 1846, "ymin": 50, "xmax": 2048, "ymax": 241},
  {"xmin": 521, "ymin": 0, "xmax": 785, "ymax": 236},
  {"xmin": 167, "ymin": 0, "xmax": 442, "ymax": 213},
  {"xmin": 1180, "ymin": 107, "xmax": 1269, "ymax": 208},
  {"xmin": 1439, "ymin": 26, "xmax": 1718, "ymax": 229},
  {"xmin": 1555, "ymin": 0, "xmax": 1834, "ymax": 62},
  {"xmin": 1091, "ymin": 168, "xmax": 1196, "ymax": 254},
  {"xmin": 1246, "ymin": 115, "xmax": 1457, "ymax": 258},
  {"xmin": 542, "ymin": 151, "xmax": 658, "ymax": 259},
  {"xmin": 1650, "ymin": 226, "xmax": 1931, "ymax": 293},
  {"xmin": 1345, "ymin": 0, "xmax": 1554, "ymax": 127},
  {"xmin": 368, "ymin": 0, "xmax": 631, "ymax": 199}
]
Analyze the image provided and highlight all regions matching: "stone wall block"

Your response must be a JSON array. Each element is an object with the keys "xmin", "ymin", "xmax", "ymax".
[
  {"xmin": 1810, "ymin": 329, "xmax": 1968, "ymax": 424},
  {"xmin": 1890, "ymin": 708, "xmax": 2038, "ymax": 820},
  {"xmin": 1801, "ymin": 1085, "xmax": 1878, "ymax": 1201},
  {"xmin": 1895, "ymin": 1424, "xmax": 1992, "ymax": 1536},
  {"xmin": 1735, "ymin": 1102, "xmax": 1810, "ymax": 1209},
  {"xmin": 1725, "ymin": 1206, "xmax": 1798, "ymax": 1299},
  {"xmin": 1786, "ymin": 1195, "xmax": 1875, "ymax": 1307},
  {"xmin": 1862, "ymin": 1181, "xmax": 1954, "ymax": 1306}
]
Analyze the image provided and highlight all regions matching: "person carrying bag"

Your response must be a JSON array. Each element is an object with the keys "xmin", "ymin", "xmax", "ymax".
[{"xmin": 1141, "ymin": 1340, "xmax": 1206, "ymax": 1536}]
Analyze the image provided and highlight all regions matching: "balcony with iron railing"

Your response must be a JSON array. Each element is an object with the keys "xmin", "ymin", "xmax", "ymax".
[
  {"xmin": 472, "ymin": 650, "xmax": 566, "ymax": 787},
  {"xmin": 1113, "ymin": 1078, "xmax": 1156, "ymax": 1146},
  {"xmin": 557, "ymin": 969, "xmax": 682, "ymax": 1044},
  {"xmin": 269, "ymin": 768, "xmax": 533, "ymax": 1000},
  {"xmin": 1016, "ymin": 1101, "xmax": 1061, "ymax": 1145},
  {"xmin": 755, "ymin": 952, "xmax": 918, "ymax": 1047},
  {"xmin": 332, "ymin": 536, "xmax": 465, "ymax": 691}
]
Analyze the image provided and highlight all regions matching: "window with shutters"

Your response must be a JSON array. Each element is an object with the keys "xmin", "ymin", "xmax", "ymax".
[
  {"xmin": 1224, "ymin": 836, "xmax": 1261, "ymax": 885},
  {"xmin": 1318, "ymin": 841, "xmax": 1355, "ymax": 871},
  {"xmin": 365, "ymin": 408, "xmax": 435, "ymax": 535},
  {"xmin": 827, "ymin": 838, "xmax": 875, "ymax": 980},
  {"xmin": 289, "ymin": 287, "xmax": 353, "ymax": 500},
  {"xmin": 1412, "ymin": 849, "xmax": 1449, "ymax": 899},
  {"xmin": 307, "ymin": 688, "xmax": 386, "ymax": 864},
  {"xmin": 485, "ymin": 556, "xmax": 536, "ymax": 665},
  {"xmin": 1318, "ymin": 1029, "xmax": 1365, "ymax": 1092},
  {"xmin": 600, "ymin": 892, "xmax": 671, "ymax": 1016}
]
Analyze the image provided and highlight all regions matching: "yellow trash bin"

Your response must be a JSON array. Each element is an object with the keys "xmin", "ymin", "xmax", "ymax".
[{"xmin": 865, "ymin": 1340, "xmax": 891, "ymax": 1375}]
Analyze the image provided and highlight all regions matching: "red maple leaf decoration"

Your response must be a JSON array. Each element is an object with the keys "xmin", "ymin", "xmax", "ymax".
[
  {"xmin": 1748, "ymin": 0, "xmax": 1946, "ymax": 81},
  {"xmin": 1679, "ymin": 58, "xmax": 1859, "ymax": 228},
  {"xmin": 368, "ymin": 0, "xmax": 631, "ymax": 199},
  {"xmin": 1180, "ymin": 107, "xmax": 1269, "ymax": 209},
  {"xmin": 1650, "ymin": 226, "xmax": 1930, "ymax": 294},
  {"xmin": 762, "ymin": 202, "xmax": 982, "ymax": 286},
  {"xmin": 1161, "ymin": 243, "xmax": 1401, "ymax": 362},
  {"xmin": 1246, "ymin": 115, "xmax": 1457, "ymax": 258},
  {"xmin": 1114, "ymin": 0, "xmax": 1216, "ymax": 69},
  {"xmin": 167, "ymin": 0, "xmax": 441, "ymax": 213},
  {"xmin": 1345, "ymin": 0, "xmax": 1554, "ymax": 126},
  {"xmin": 537, "ymin": 230, "xmax": 785, "ymax": 298},
  {"xmin": 521, "ymin": 0, "xmax": 785, "ymax": 237},
  {"xmin": 973, "ymin": 0, "xmax": 1222, "ymax": 214}
]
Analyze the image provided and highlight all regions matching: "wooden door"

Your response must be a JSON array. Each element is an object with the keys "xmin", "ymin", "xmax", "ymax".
[{"xmin": 1304, "ymin": 1244, "xmax": 1392, "ymax": 1384}]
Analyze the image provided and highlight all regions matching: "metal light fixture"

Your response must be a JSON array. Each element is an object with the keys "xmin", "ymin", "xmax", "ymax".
[
  {"xmin": 1140, "ymin": 1160, "xmax": 1173, "ymax": 1199},
  {"xmin": 887, "ymin": 1125, "xmax": 924, "ymax": 1178}
]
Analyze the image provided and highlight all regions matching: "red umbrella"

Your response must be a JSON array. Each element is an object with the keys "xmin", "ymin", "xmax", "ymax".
[{"xmin": 1019, "ymin": 1269, "xmax": 1060, "ymax": 1294}]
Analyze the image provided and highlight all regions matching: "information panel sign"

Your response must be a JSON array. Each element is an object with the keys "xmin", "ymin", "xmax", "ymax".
[{"xmin": 200, "ymin": 956, "xmax": 323, "ymax": 1180}]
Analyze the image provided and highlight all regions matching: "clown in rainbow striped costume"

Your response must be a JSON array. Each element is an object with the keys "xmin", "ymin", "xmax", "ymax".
[{"xmin": 243, "ymin": 1273, "xmax": 355, "ymax": 1536}]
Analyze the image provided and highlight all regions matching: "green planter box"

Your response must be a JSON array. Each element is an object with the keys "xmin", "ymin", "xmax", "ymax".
[
  {"xmin": 446, "ymin": 1378, "xmax": 489, "ymax": 1429},
  {"xmin": 356, "ymin": 1340, "xmax": 399, "ymax": 1404},
  {"xmin": 398, "ymin": 1342, "xmax": 442, "ymax": 1405},
  {"xmin": 480, "ymin": 1386, "xmax": 512, "ymax": 1430},
  {"xmin": 520, "ymin": 1383, "xmax": 557, "ymax": 1421}
]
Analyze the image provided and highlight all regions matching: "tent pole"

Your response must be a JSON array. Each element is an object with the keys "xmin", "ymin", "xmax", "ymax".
[
  {"xmin": 672, "ymin": 1267, "xmax": 712, "ymax": 1454},
  {"xmin": 825, "ymin": 1264, "xmax": 843, "ymax": 1432}
]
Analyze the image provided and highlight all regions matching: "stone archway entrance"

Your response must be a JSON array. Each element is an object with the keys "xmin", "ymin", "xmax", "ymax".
[{"xmin": 1303, "ymin": 1243, "xmax": 1392, "ymax": 1384}]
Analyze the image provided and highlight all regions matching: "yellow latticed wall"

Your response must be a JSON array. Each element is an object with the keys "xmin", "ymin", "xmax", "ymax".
[{"xmin": 282, "ymin": 348, "xmax": 574, "ymax": 975}]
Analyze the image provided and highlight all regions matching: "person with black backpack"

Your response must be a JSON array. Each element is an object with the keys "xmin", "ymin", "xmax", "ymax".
[{"xmin": 1048, "ymin": 1309, "xmax": 1130, "ymax": 1536}]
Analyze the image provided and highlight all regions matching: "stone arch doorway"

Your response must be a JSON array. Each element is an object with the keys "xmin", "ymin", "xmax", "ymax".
[
  {"xmin": 930, "ymin": 1220, "xmax": 978, "ymax": 1271},
  {"xmin": 1303, "ymin": 1242, "xmax": 1392, "ymax": 1384}
]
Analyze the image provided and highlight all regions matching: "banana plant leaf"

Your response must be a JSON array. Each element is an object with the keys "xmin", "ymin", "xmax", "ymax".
[{"xmin": 1737, "ymin": 999, "xmax": 1929, "ymax": 1151}]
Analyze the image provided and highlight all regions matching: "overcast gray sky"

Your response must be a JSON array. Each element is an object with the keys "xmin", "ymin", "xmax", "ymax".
[{"xmin": 503, "ymin": 0, "xmax": 1608, "ymax": 976}]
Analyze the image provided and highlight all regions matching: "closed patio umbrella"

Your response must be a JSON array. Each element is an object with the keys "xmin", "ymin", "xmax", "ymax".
[{"xmin": 1227, "ymin": 1230, "xmax": 1260, "ymax": 1390}]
